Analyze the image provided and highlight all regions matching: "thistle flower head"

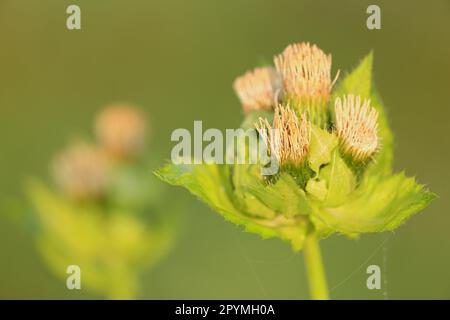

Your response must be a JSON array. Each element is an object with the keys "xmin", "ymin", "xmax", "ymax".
[
  {"xmin": 233, "ymin": 67, "xmax": 281, "ymax": 113},
  {"xmin": 95, "ymin": 104, "xmax": 147, "ymax": 159},
  {"xmin": 156, "ymin": 48, "xmax": 436, "ymax": 274},
  {"xmin": 274, "ymin": 42, "xmax": 333, "ymax": 104},
  {"xmin": 52, "ymin": 143, "xmax": 110, "ymax": 200},
  {"xmin": 334, "ymin": 95, "xmax": 379, "ymax": 161},
  {"xmin": 256, "ymin": 105, "xmax": 310, "ymax": 167}
]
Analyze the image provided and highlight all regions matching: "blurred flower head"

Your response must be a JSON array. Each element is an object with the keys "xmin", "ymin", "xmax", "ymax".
[
  {"xmin": 52, "ymin": 143, "xmax": 111, "ymax": 200},
  {"xmin": 233, "ymin": 67, "xmax": 281, "ymax": 113},
  {"xmin": 95, "ymin": 104, "xmax": 147, "ymax": 159}
]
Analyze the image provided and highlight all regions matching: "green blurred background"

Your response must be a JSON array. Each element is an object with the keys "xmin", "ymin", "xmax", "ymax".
[{"xmin": 0, "ymin": 0, "xmax": 449, "ymax": 299}]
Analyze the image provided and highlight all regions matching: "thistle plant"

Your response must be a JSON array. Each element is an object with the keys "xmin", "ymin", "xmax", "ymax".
[
  {"xmin": 156, "ymin": 42, "xmax": 435, "ymax": 299},
  {"xmin": 23, "ymin": 104, "xmax": 178, "ymax": 299}
]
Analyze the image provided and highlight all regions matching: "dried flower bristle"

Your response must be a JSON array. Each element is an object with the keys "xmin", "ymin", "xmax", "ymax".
[
  {"xmin": 256, "ymin": 105, "xmax": 310, "ymax": 167},
  {"xmin": 335, "ymin": 95, "xmax": 379, "ymax": 161},
  {"xmin": 274, "ymin": 42, "xmax": 333, "ymax": 104},
  {"xmin": 233, "ymin": 67, "xmax": 281, "ymax": 113},
  {"xmin": 52, "ymin": 143, "xmax": 110, "ymax": 200},
  {"xmin": 95, "ymin": 104, "xmax": 147, "ymax": 159}
]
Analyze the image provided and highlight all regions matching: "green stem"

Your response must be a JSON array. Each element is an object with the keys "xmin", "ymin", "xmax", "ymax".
[{"xmin": 303, "ymin": 233, "xmax": 329, "ymax": 300}]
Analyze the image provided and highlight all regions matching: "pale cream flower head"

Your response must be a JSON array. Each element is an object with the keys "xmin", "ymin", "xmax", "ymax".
[
  {"xmin": 274, "ymin": 42, "xmax": 333, "ymax": 104},
  {"xmin": 233, "ymin": 67, "xmax": 281, "ymax": 113},
  {"xmin": 334, "ymin": 94, "xmax": 379, "ymax": 161},
  {"xmin": 256, "ymin": 105, "xmax": 310, "ymax": 167}
]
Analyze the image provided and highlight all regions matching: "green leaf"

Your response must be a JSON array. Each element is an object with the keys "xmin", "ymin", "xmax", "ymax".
[
  {"xmin": 305, "ymin": 179, "xmax": 328, "ymax": 202},
  {"xmin": 319, "ymin": 150, "xmax": 357, "ymax": 207},
  {"xmin": 308, "ymin": 125, "xmax": 339, "ymax": 173},
  {"xmin": 332, "ymin": 52, "xmax": 373, "ymax": 100},
  {"xmin": 233, "ymin": 164, "xmax": 277, "ymax": 219},
  {"xmin": 309, "ymin": 213, "xmax": 334, "ymax": 239},
  {"xmin": 311, "ymin": 172, "xmax": 436, "ymax": 235},
  {"xmin": 156, "ymin": 163, "xmax": 238, "ymax": 216},
  {"xmin": 240, "ymin": 170, "xmax": 312, "ymax": 218},
  {"xmin": 365, "ymin": 88, "xmax": 394, "ymax": 175},
  {"xmin": 155, "ymin": 163, "xmax": 309, "ymax": 251}
]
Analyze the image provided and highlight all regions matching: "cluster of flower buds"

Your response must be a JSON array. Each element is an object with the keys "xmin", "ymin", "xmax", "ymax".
[
  {"xmin": 157, "ymin": 41, "xmax": 434, "ymax": 271},
  {"xmin": 233, "ymin": 42, "xmax": 379, "ymax": 169},
  {"xmin": 52, "ymin": 103, "xmax": 148, "ymax": 200}
]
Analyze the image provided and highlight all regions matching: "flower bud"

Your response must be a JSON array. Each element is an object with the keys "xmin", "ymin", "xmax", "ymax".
[
  {"xmin": 256, "ymin": 105, "xmax": 310, "ymax": 167},
  {"xmin": 334, "ymin": 95, "xmax": 379, "ymax": 162},
  {"xmin": 274, "ymin": 42, "xmax": 336, "ymax": 126},
  {"xmin": 233, "ymin": 67, "xmax": 281, "ymax": 113}
]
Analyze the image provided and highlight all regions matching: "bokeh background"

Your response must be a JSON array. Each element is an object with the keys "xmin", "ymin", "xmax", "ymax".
[{"xmin": 0, "ymin": 0, "xmax": 449, "ymax": 299}]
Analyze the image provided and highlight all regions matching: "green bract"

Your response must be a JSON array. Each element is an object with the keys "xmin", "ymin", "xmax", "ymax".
[{"xmin": 156, "ymin": 52, "xmax": 435, "ymax": 252}]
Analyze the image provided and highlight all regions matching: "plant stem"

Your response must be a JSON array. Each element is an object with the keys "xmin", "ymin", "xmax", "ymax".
[{"xmin": 303, "ymin": 233, "xmax": 329, "ymax": 300}]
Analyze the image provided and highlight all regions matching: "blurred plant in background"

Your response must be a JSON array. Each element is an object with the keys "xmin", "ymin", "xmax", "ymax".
[
  {"xmin": 23, "ymin": 104, "xmax": 179, "ymax": 299},
  {"xmin": 156, "ymin": 43, "xmax": 435, "ymax": 300}
]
